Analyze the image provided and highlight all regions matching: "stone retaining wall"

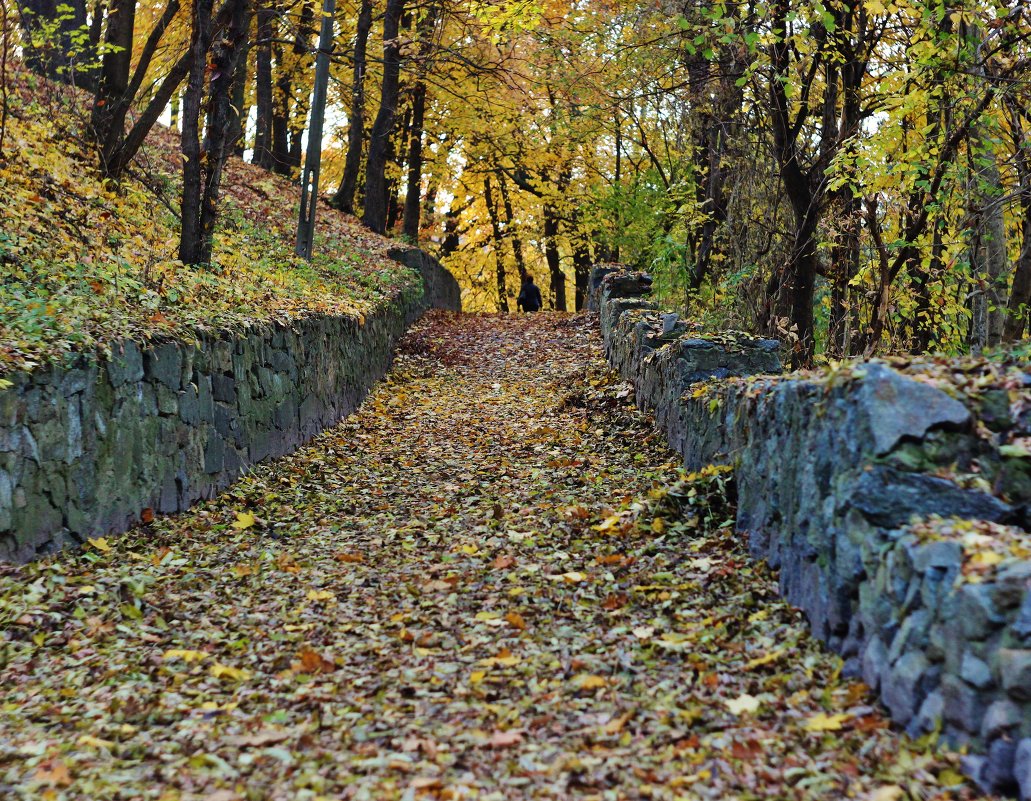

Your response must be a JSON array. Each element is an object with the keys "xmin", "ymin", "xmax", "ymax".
[
  {"xmin": 592, "ymin": 267, "xmax": 1031, "ymax": 797},
  {"xmin": 0, "ymin": 250, "xmax": 457, "ymax": 563}
]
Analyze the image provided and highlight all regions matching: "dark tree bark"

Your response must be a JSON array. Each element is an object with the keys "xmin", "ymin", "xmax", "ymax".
[
  {"xmin": 90, "ymin": 0, "xmax": 136, "ymax": 172},
  {"xmin": 483, "ymin": 173, "xmax": 509, "ymax": 311},
  {"xmin": 401, "ymin": 2, "xmax": 440, "ymax": 240},
  {"xmin": 88, "ymin": 0, "xmax": 191, "ymax": 179},
  {"xmin": 362, "ymin": 0, "xmax": 406, "ymax": 234},
  {"xmin": 332, "ymin": 0, "xmax": 373, "ymax": 214},
  {"xmin": 543, "ymin": 201, "xmax": 564, "ymax": 311},
  {"xmin": 385, "ymin": 101, "xmax": 410, "ymax": 230},
  {"xmin": 497, "ymin": 173, "xmax": 525, "ymax": 274},
  {"xmin": 572, "ymin": 235, "xmax": 592, "ymax": 311},
  {"xmin": 229, "ymin": 32, "xmax": 251, "ymax": 156},
  {"xmin": 252, "ymin": 2, "xmax": 274, "ymax": 168},
  {"xmin": 180, "ymin": 0, "xmax": 250, "ymax": 265},
  {"xmin": 1005, "ymin": 99, "xmax": 1031, "ymax": 342}
]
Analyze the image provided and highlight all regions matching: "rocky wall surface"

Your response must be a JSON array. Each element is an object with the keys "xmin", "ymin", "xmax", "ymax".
[
  {"xmin": 592, "ymin": 266, "xmax": 1031, "ymax": 797},
  {"xmin": 0, "ymin": 251, "xmax": 454, "ymax": 563}
]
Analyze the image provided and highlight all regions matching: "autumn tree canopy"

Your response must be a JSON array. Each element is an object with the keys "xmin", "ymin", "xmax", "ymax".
[{"xmin": 7, "ymin": 0, "xmax": 1031, "ymax": 363}]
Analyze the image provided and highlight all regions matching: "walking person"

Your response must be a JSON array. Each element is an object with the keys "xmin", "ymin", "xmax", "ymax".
[{"xmin": 517, "ymin": 273, "xmax": 543, "ymax": 312}]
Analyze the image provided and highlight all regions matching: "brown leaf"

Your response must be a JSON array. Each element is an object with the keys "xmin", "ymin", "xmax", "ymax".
[
  {"xmin": 296, "ymin": 647, "xmax": 336, "ymax": 674},
  {"xmin": 334, "ymin": 551, "xmax": 364, "ymax": 563},
  {"xmin": 33, "ymin": 760, "xmax": 72, "ymax": 787},
  {"xmin": 493, "ymin": 555, "xmax": 516, "ymax": 569},
  {"xmin": 505, "ymin": 611, "xmax": 527, "ymax": 630}
]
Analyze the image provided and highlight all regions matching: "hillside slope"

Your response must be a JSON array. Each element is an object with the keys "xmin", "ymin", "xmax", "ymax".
[{"xmin": 0, "ymin": 65, "xmax": 419, "ymax": 376}]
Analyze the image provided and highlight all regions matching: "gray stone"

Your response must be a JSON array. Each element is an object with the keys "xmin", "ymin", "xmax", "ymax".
[
  {"xmin": 848, "ymin": 466, "xmax": 1013, "ymax": 528},
  {"xmin": 1015, "ymin": 738, "xmax": 1031, "ymax": 801},
  {"xmin": 985, "ymin": 737, "xmax": 1019, "ymax": 794},
  {"xmin": 961, "ymin": 653, "xmax": 994, "ymax": 690},
  {"xmin": 982, "ymin": 700, "xmax": 1023, "ymax": 740},
  {"xmin": 211, "ymin": 374, "xmax": 236, "ymax": 404},
  {"xmin": 1000, "ymin": 649, "xmax": 1031, "ymax": 701},
  {"xmin": 145, "ymin": 344, "xmax": 183, "ymax": 390},
  {"xmin": 857, "ymin": 363, "xmax": 971, "ymax": 455},
  {"xmin": 1016, "ymin": 594, "xmax": 1031, "ymax": 642},
  {"xmin": 911, "ymin": 539, "xmax": 963, "ymax": 573},
  {"xmin": 941, "ymin": 674, "xmax": 987, "ymax": 734},
  {"xmin": 107, "ymin": 341, "xmax": 144, "ymax": 386},
  {"xmin": 882, "ymin": 651, "xmax": 934, "ymax": 725},
  {"xmin": 960, "ymin": 583, "xmax": 1007, "ymax": 641},
  {"xmin": 888, "ymin": 610, "xmax": 931, "ymax": 664},
  {"xmin": 912, "ymin": 689, "xmax": 945, "ymax": 736}
]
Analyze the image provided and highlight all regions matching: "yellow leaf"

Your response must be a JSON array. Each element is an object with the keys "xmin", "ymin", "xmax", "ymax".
[
  {"xmin": 210, "ymin": 663, "xmax": 252, "ymax": 682},
  {"xmin": 88, "ymin": 537, "xmax": 111, "ymax": 552},
  {"xmin": 968, "ymin": 551, "xmax": 1003, "ymax": 568},
  {"xmin": 306, "ymin": 590, "xmax": 335, "ymax": 602},
  {"xmin": 937, "ymin": 769, "xmax": 965, "ymax": 787},
  {"xmin": 574, "ymin": 674, "xmax": 608, "ymax": 690},
  {"xmin": 803, "ymin": 712, "xmax": 851, "ymax": 732},
  {"xmin": 162, "ymin": 649, "xmax": 209, "ymax": 663},
  {"xmin": 460, "ymin": 544, "xmax": 479, "ymax": 555},
  {"xmin": 231, "ymin": 512, "xmax": 256, "ymax": 530},
  {"xmin": 745, "ymin": 648, "xmax": 786, "ymax": 670},
  {"xmin": 724, "ymin": 693, "xmax": 760, "ymax": 715},
  {"xmin": 651, "ymin": 517, "xmax": 666, "ymax": 534},
  {"xmin": 470, "ymin": 670, "xmax": 487, "ymax": 685},
  {"xmin": 77, "ymin": 734, "xmax": 115, "ymax": 749}
]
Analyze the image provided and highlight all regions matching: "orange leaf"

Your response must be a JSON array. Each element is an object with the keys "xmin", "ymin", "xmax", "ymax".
[
  {"xmin": 493, "ymin": 555, "xmax": 516, "ymax": 569},
  {"xmin": 296, "ymin": 647, "xmax": 336, "ymax": 674},
  {"xmin": 505, "ymin": 611, "xmax": 527, "ymax": 630},
  {"xmin": 334, "ymin": 552, "xmax": 364, "ymax": 563}
]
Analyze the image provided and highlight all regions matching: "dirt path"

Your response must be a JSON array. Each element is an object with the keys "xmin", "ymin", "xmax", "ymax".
[{"xmin": 0, "ymin": 313, "xmax": 986, "ymax": 800}]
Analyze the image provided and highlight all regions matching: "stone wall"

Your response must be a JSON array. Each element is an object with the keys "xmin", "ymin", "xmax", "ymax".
[
  {"xmin": 592, "ymin": 267, "xmax": 1031, "ymax": 798},
  {"xmin": 0, "ymin": 250, "xmax": 456, "ymax": 563}
]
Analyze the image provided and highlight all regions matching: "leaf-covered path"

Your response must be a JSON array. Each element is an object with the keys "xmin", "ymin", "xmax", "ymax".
[{"xmin": 1, "ymin": 313, "xmax": 986, "ymax": 800}]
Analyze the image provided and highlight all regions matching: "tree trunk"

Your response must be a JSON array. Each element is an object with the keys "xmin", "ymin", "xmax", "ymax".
[
  {"xmin": 484, "ymin": 174, "xmax": 509, "ymax": 312},
  {"xmin": 333, "ymin": 0, "xmax": 373, "ymax": 214},
  {"xmin": 195, "ymin": 0, "xmax": 250, "ymax": 261},
  {"xmin": 90, "ymin": 0, "xmax": 136, "ymax": 174},
  {"xmin": 498, "ymin": 174, "xmax": 525, "ymax": 274},
  {"xmin": 252, "ymin": 3, "xmax": 274, "ymax": 168},
  {"xmin": 543, "ymin": 201, "xmax": 565, "ymax": 311},
  {"xmin": 362, "ymin": 0, "xmax": 406, "ymax": 234},
  {"xmin": 179, "ymin": 0, "xmax": 215, "ymax": 265},
  {"xmin": 401, "ymin": 2, "xmax": 439, "ymax": 241}
]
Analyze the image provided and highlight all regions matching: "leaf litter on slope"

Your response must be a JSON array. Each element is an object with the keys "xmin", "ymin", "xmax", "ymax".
[{"xmin": 0, "ymin": 312, "xmax": 994, "ymax": 800}]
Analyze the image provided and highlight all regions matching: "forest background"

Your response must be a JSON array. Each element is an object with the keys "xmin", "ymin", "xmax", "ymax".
[{"xmin": 3, "ymin": 0, "xmax": 1031, "ymax": 367}]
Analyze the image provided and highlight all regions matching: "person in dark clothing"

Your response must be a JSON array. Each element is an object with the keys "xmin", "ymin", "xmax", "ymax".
[{"xmin": 517, "ymin": 273, "xmax": 543, "ymax": 312}]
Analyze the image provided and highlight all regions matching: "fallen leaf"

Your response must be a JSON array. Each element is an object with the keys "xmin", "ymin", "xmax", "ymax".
[
  {"xmin": 231, "ymin": 512, "xmax": 256, "ymax": 530},
  {"xmin": 489, "ymin": 729, "xmax": 524, "ymax": 748},
  {"xmin": 87, "ymin": 537, "xmax": 111, "ymax": 552},
  {"xmin": 724, "ymin": 694, "xmax": 761, "ymax": 715}
]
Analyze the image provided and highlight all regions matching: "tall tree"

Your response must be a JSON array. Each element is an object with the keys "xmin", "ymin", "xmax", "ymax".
[
  {"xmin": 332, "ymin": 0, "xmax": 373, "ymax": 214},
  {"xmin": 180, "ymin": 0, "xmax": 251, "ymax": 265},
  {"xmin": 362, "ymin": 0, "xmax": 405, "ymax": 233}
]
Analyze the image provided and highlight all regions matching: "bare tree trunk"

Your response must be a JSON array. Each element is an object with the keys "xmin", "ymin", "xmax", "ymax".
[
  {"xmin": 484, "ymin": 174, "xmax": 509, "ymax": 312},
  {"xmin": 362, "ymin": 0, "xmax": 405, "ymax": 234},
  {"xmin": 179, "ymin": 0, "xmax": 214, "ymax": 265},
  {"xmin": 544, "ymin": 201, "xmax": 565, "ymax": 311},
  {"xmin": 333, "ymin": 0, "xmax": 372, "ymax": 213},
  {"xmin": 252, "ymin": 2, "xmax": 274, "ymax": 168},
  {"xmin": 90, "ymin": 0, "xmax": 137, "ymax": 173},
  {"xmin": 497, "ymin": 173, "xmax": 525, "ymax": 274}
]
